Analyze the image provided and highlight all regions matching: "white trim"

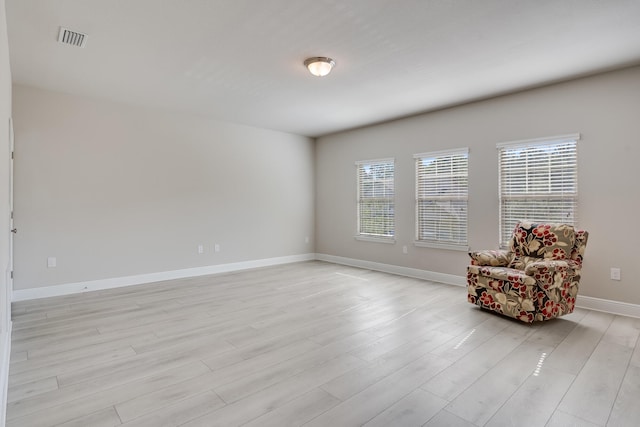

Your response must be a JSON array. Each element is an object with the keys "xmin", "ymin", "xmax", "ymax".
[
  {"xmin": 413, "ymin": 147, "xmax": 469, "ymax": 159},
  {"xmin": 315, "ymin": 255, "xmax": 640, "ymax": 319},
  {"xmin": 1, "ymin": 321, "xmax": 11, "ymax": 427},
  {"xmin": 12, "ymin": 254, "xmax": 315, "ymax": 301},
  {"xmin": 315, "ymin": 253, "xmax": 466, "ymax": 287},
  {"xmin": 413, "ymin": 241, "xmax": 469, "ymax": 252},
  {"xmin": 576, "ymin": 295, "xmax": 640, "ymax": 319},
  {"xmin": 496, "ymin": 133, "xmax": 580, "ymax": 149},
  {"xmin": 355, "ymin": 157, "xmax": 395, "ymax": 166},
  {"xmin": 12, "ymin": 253, "xmax": 640, "ymax": 320},
  {"xmin": 354, "ymin": 235, "xmax": 396, "ymax": 244}
]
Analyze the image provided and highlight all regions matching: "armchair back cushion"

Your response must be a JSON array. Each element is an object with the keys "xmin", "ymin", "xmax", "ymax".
[{"xmin": 508, "ymin": 221, "xmax": 575, "ymax": 270}]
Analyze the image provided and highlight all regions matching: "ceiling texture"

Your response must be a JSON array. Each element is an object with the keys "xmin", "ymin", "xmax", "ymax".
[{"xmin": 6, "ymin": 0, "xmax": 640, "ymax": 137}]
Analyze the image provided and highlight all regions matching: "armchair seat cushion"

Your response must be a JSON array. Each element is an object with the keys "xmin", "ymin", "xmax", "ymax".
[{"xmin": 468, "ymin": 265, "xmax": 536, "ymax": 287}]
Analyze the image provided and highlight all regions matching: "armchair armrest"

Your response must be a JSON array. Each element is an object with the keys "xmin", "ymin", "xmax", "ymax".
[
  {"xmin": 524, "ymin": 260, "xmax": 572, "ymax": 276},
  {"xmin": 565, "ymin": 259, "xmax": 582, "ymax": 271},
  {"xmin": 524, "ymin": 260, "xmax": 574, "ymax": 291},
  {"xmin": 469, "ymin": 249, "xmax": 513, "ymax": 266}
]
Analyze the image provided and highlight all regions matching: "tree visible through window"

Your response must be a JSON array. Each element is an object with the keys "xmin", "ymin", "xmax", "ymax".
[
  {"xmin": 356, "ymin": 159, "xmax": 394, "ymax": 238},
  {"xmin": 498, "ymin": 134, "xmax": 579, "ymax": 247},
  {"xmin": 415, "ymin": 149, "xmax": 468, "ymax": 247}
]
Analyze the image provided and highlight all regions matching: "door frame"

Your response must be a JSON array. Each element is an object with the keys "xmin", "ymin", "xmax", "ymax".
[{"xmin": 7, "ymin": 116, "xmax": 13, "ymax": 304}]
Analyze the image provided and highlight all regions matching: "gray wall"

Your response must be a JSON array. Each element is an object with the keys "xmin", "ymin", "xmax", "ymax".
[
  {"xmin": 1, "ymin": 0, "xmax": 12, "ymax": 421},
  {"xmin": 10, "ymin": 63, "xmax": 640, "ymax": 307},
  {"xmin": 1, "ymin": 0, "xmax": 11, "ymax": 335},
  {"xmin": 12, "ymin": 85, "xmax": 315, "ymax": 290},
  {"xmin": 316, "ymin": 66, "xmax": 640, "ymax": 305}
]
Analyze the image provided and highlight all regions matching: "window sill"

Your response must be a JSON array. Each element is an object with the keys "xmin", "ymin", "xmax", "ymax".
[
  {"xmin": 355, "ymin": 235, "xmax": 396, "ymax": 244},
  {"xmin": 414, "ymin": 241, "xmax": 469, "ymax": 252}
]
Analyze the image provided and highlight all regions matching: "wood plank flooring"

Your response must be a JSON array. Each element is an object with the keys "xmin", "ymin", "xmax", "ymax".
[{"xmin": 6, "ymin": 261, "xmax": 640, "ymax": 426}]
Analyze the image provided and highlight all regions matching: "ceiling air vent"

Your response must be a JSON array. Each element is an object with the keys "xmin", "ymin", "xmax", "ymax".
[{"xmin": 57, "ymin": 27, "xmax": 87, "ymax": 48}]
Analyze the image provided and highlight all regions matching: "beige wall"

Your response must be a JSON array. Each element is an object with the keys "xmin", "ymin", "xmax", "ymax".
[
  {"xmin": 12, "ymin": 85, "xmax": 315, "ymax": 290},
  {"xmin": 316, "ymin": 66, "xmax": 640, "ymax": 305}
]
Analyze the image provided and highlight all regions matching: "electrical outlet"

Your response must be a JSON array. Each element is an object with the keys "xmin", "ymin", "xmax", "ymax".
[
  {"xmin": 197, "ymin": 244, "xmax": 204, "ymax": 254},
  {"xmin": 610, "ymin": 268, "xmax": 621, "ymax": 281},
  {"xmin": 402, "ymin": 245, "xmax": 408, "ymax": 254},
  {"xmin": 305, "ymin": 236, "xmax": 310, "ymax": 244},
  {"xmin": 47, "ymin": 257, "xmax": 57, "ymax": 268},
  {"xmin": 214, "ymin": 244, "xmax": 220, "ymax": 252}
]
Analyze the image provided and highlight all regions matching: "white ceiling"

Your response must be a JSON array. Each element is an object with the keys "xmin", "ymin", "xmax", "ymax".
[{"xmin": 6, "ymin": 0, "xmax": 640, "ymax": 137}]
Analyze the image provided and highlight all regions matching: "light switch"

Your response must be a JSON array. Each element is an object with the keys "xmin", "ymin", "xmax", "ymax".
[{"xmin": 610, "ymin": 268, "xmax": 621, "ymax": 281}]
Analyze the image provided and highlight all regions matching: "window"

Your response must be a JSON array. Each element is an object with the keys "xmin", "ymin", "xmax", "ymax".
[
  {"xmin": 414, "ymin": 148, "xmax": 469, "ymax": 249},
  {"xmin": 356, "ymin": 158, "xmax": 395, "ymax": 241},
  {"xmin": 498, "ymin": 134, "xmax": 579, "ymax": 246}
]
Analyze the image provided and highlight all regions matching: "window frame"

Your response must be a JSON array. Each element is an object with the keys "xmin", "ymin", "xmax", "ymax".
[
  {"xmin": 497, "ymin": 134, "xmax": 579, "ymax": 247},
  {"xmin": 355, "ymin": 158, "xmax": 396, "ymax": 243},
  {"xmin": 414, "ymin": 148, "xmax": 469, "ymax": 251}
]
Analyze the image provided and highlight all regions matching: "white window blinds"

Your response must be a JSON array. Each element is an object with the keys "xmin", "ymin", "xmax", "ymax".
[
  {"xmin": 415, "ymin": 148, "xmax": 468, "ymax": 247},
  {"xmin": 498, "ymin": 134, "xmax": 579, "ymax": 246},
  {"xmin": 356, "ymin": 159, "xmax": 395, "ymax": 238}
]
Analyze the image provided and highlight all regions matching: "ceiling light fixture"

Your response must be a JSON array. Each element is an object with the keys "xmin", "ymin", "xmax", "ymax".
[{"xmin": 304, "ymin": 57, "xmax": 335, "ymax": 77}]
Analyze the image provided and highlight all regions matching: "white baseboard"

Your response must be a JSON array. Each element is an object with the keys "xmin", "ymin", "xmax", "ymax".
[
  {"xmin": 315, "ymin": 253, "xmax": 467, "ymax": 287},
  {"xmin": 12, "ymin": 254, "xmax": 316, "ymax": 302},
  {"xmin": 1, "ymin": 321, "xmax": 11, "ymax": 427},
  {"xmin": 576, "ymin": 295, "xmax": 640, "ymax": 319},
  {"xmin": 316, "ymin": 253, "xmax": 640, "ymax": 319},
  {"xmin": 11, "ymin": 252, "xmax": 640, "ymax": 320}
]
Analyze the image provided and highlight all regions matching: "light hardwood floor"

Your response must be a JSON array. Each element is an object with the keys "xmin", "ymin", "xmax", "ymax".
[{"xmin": 6, "ymin": 261, "xmax": 640, "ymax": 426}]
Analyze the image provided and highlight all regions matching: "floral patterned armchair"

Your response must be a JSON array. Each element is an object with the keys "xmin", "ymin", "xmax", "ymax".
[{"xmin": 467, "ymin": 221, "xmax": 588, "ymax": 323}]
